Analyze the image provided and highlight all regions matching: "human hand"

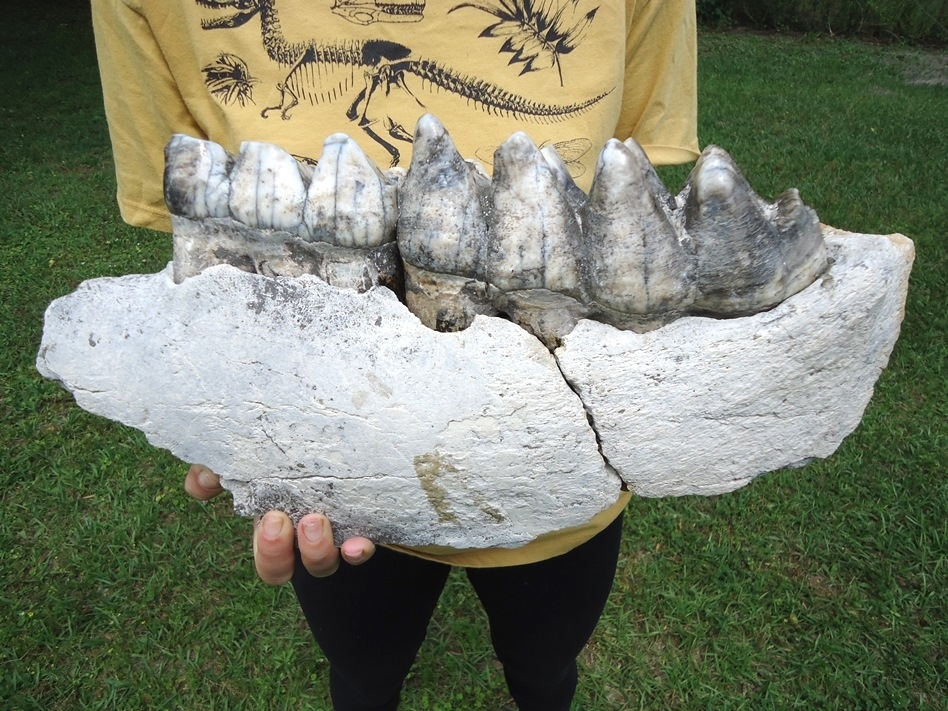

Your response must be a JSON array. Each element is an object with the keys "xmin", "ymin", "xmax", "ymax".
[{"xmin": 184, "ymin": 464, "xmax": 376, "ymax": 584}]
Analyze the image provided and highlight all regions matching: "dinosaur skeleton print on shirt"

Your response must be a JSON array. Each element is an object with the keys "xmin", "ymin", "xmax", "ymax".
[{"xmin": 195, "ymin": 0, "xmax": 611, "ymax": 167}]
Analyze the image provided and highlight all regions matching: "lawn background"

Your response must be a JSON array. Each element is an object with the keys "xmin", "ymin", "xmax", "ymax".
[{"xmin": 1, "ymin": 1, "xmax": 945, "ymax": 709}]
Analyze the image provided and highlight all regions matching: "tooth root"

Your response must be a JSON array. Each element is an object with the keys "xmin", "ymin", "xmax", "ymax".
[
  {"xmin": 772, "ymin": 188, "xmax": 828, "ymax": 297},
  {"xmin": 487, "ymin": 132, "xmax": 584, "ymax": 298},
  {"xmin": 683, "ymin": 146, "xmax": 789, "ymax": 314},
  {"xmin": 164, "ymin": 134, "xmax": 233, "ymax": 219},
  {"xmin": 583, "ymin": 139, "xmax": 695, "ymax": 323},
  {"xmin": 228, "ymin": 141, "xmax": 306, "ymax": 231},
  {"xmin": 303, "ymin": 134, "xmax": 397, "ymax": 248},
  {"xmin": 397, "ymin": 114, "xmax": 490, "ymax": 278}
]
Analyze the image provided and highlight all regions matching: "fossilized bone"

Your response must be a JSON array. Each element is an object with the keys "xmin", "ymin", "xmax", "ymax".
[{"xmin": 37, "ymin": 117, "xmax": 913, "ymax": 547}]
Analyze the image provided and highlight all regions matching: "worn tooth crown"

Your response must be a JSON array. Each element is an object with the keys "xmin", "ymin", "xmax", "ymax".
[
  {"xmin": 164, "ymin": 134, "xmax": 233, "ymax": 220},
  {"xmin": 397, "ymin": 114, "xmax": 490, "ymax": 277},
  {"xmin": 684, "ymin": 146, "xmax": 787, "ymax": 314},
  {"xmin": 584, "ymin": 139, "xmax": 696, "ymax": 323},
  {"xmin": 487, "ymin": 132, "xmax": 584, "ymax": 298},
  {"xmin": 228, "ymin": 141, "xmax": 307, "ymax": 231},
  {"xmin": 303, "ymin": 133, "xmax": 397, "ymax": 248}
]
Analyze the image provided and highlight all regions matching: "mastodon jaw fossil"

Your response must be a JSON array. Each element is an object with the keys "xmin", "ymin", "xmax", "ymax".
[{"xmin": 163, "ymin": 114, "xmax": 827, "ymax": 348}]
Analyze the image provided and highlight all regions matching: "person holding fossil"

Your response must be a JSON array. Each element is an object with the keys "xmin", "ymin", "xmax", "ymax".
[{"xmin": 92, "ymin": 0, "xmax": 698, "ymax": 708}]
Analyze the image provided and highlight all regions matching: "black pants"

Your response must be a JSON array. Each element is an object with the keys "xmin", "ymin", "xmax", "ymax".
[{"xmin": 291, "ymin": 512, "xmax": 624, "ymax": 711}]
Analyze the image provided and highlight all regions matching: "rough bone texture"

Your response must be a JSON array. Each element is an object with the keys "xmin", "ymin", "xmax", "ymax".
[
  {"xmin": 36, "ymin": 228, "xmax": 913, "ymax": 547},
  {"xmin": 36, "ymin": 266, "xmax": 620, "ymax": 548}
]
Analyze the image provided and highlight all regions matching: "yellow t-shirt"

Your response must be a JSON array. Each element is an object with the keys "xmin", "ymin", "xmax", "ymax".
[{"xmin": 91, "ymin": 0, "xmax": 698, "ymax": 566}]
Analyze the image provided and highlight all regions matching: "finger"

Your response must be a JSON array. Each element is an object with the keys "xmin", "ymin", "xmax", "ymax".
[
  {"xmin": 253, "ymin": 510, "xmax": 296, "ymax": 585},
  {"xmin": 297, "ymin": 514, "xmax": 342, "ymax": 578},
  {"xmin": 340, "ymin": 537, "xmax": 376, "ymax": 566},
  {"xmin": 184, "ymin": 463, "xmax": 224, "ymax": 501}
]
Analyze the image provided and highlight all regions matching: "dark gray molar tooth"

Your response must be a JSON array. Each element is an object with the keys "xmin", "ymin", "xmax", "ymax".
[
  {"xmin": 228, "ymin": 141, "xmax": 307, "ymax": 232},
  {"xmin": 683, "ymin": 146, "xmax": 789, "ymax": 315},
  {"xmin": 398, "ymin": 114, "xmax": 491, "ymax": 277},
  {"xmin": 683, "ymin": 146, "xmax": 827, "ymax": 315},
  {"xmin": 398, "ymin": 114, "xmax": 496, "ymax": 331},
  {"xmin": 584, "ymin": 139, "xmax": 696, "ymax": 330},
  {"xmin": 302, "ymin": 133, "xmax": 398, "ymax": 248},
  {"xmin": 164, "ymin": 134, "xmax": 233, "ymax": 219}
]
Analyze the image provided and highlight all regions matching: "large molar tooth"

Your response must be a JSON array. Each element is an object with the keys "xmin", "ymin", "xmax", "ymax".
[
  {"xmin": 484, "ymin": 133, "xmax": 591, "ymax": 349},
  {"xmin": 487, "ymin": 132, "xmax": 585, "ymax": 298},
  {"xmin": 397, "ymin": 114, "xmax": 490, "ymax": 276},
  {"xmin": 398, "ymin": 114, "xmax": 496, "ymax": 332},
  {"xmin": 228, "ymin": 141, "xmax": 307, "ymax": 232},
  {"xmin": 583, "ymin": 139, "xmax": 695, "ymax": 329},
  {"xmin": 164, "ymin": 134, "xmax": 233, "ymax": 220},
  {"xmin": 303, "ymin": 133, "xmax": 397, "ymax": 248},
  {"xmin": 683, "ymin": 146, "xmax": 788, "ymax": 315}
]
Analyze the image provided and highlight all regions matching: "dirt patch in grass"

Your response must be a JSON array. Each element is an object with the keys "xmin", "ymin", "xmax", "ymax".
[{"xmin": 898, "ymin": 50, "xmax": 948, "ymax": 86}]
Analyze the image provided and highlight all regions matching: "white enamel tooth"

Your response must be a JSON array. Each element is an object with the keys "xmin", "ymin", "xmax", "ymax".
[
  {"xmin": 683, "ymin": 146, "xmax": 789, "ymax": 315},
  {"xmin": 397, "ymin": 114, "xmax": 490, "ymax": 277},
  {"xmin": 486, "ymin": 132, "xmax": 584, "ymax": 298},
  {"xmin": 772, "ymin": 188, "xmax": 828, "ymax": 298},
  {"xmin": 163, "ymin": 134, "xmax": 232, "ymax": 219},
  {"xmin": 583, "ymin": 139, "xmax": 695, "ymax": 323},
  {"xmin": 228, "ymin": 141, "xmax": 306, "ymax": 231},
  {"xmin": 303, "ymin": 133, "xmax": 397, "ymax": 248}
]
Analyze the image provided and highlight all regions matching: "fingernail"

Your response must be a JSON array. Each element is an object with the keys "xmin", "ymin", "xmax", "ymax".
[
  {"xmin": 302, "ymin": 518, "xmax": 324, "ymax": 544},
  {"xmin": 261, "ymin": 512, "xmax": 283, "ymax": 537},
  {"xmin": 197, "ymin": 469, "xmax": 218, "ymax": 489}
]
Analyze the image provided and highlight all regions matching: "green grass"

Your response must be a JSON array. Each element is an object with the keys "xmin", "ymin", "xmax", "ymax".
[{"xmin": 2, "ymin": 4, "xmax": 946, "ymax": 709}]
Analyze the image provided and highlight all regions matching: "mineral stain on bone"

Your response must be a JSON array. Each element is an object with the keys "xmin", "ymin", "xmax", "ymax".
[{"xmin": 414, "ymin": 452, "xmax": 460, "ymax": 524}]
